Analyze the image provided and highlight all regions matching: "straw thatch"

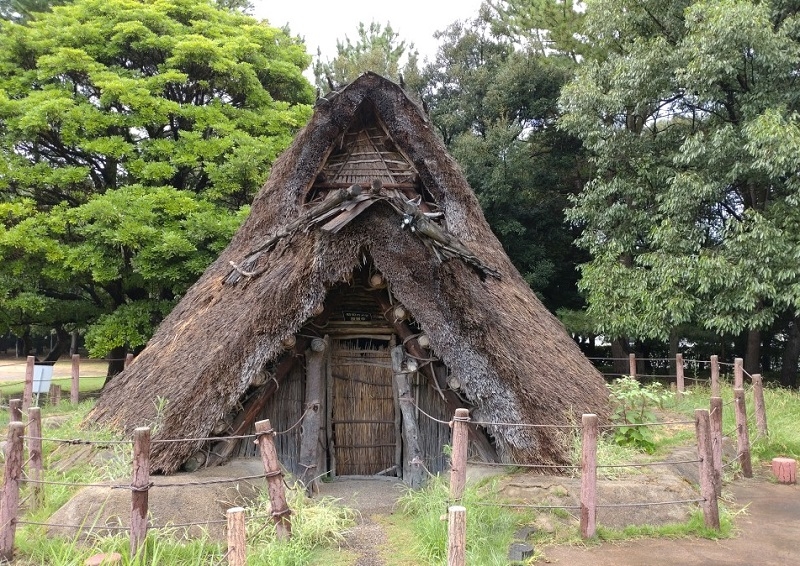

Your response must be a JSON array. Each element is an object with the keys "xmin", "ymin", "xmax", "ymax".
[{"xmin": 90, "ymin": 72, "xmax": 609, "ymax": 474}]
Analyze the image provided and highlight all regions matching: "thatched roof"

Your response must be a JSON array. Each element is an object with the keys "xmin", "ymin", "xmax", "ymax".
[{"xmin": 90, "ymin": 72, "xmax": 609, "ymax": 473}]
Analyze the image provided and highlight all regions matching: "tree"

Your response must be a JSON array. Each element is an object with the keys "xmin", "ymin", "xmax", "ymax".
[
  {"xmin": 0, "ymin": 0, "xmax": 66, "ymax": 23},
  {"xmin": 413, "ymin": 8, "xmax": 590, "ymax": 311},
  {"xmin": 312, "ymin": 21, "xmax": 416, "ymax": 90},
  {"xmin": 560, "ymin": 0, "xmax": 800, "ymax": 381},
  {"xmin": 0, "ymin": 0, "xmax": 313, "ymax": 376}
]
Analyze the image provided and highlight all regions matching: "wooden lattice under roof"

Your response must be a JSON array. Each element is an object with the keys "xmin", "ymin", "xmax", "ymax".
[{"xmin": 306, "ymin": 102, "xmax": 428, "ymax": 205}]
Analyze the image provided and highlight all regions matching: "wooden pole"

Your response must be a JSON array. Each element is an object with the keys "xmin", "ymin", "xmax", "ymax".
[
  {"xmin": 391, "ymin": 346, "xmax": 425, "ymax": 488},
  {"xmin": 70, "ymin": 354, "xmax": 80, "ymax": 405},
  {"xmin": 298, "ymin": 338, "xmax": 326, "ymax": 495},
  {"xmin": 28, "ymin": 407, "xmax": 43, "ymax": 510},
  {"xmin": 8, "ymin": 399, "xmax": 22, "ymax": 422},
  {"xmin": 628, "ymin": 353, "xmax": 637, "ymax": 378},
  {"xmin": 124, "ymin": 353, "xmax": 134, "ymax": 368},
  {"xmin": 449, "ymin": 408, "xmax": 470, "ymax": 501},
  {"xmin": 675, "ymin": 353, "xmax": 685, "ymax": 400},
  {"xmin": 709, "ymin": 396, "xmax": 723, "ymax": 496},
  {"xmin": 447, "ymin": 505, "xmax": 467, "ymax": 566},
  {"xmin": 226, "ymin": 507, "xmax": 246, "ymax": 566},
  {"xmin": 22, "ymin": 355, "xmax": 34, "ymax": 410},
  {"xmin": 130, "ymin": 427, "xmax": 151, "ymax": 559},
  {"xmin": 733, "ymin": 388, "xmax": 753, "ymax": 477},
  {"xmin": 0, "ymin": 422, "xmax": 24, "ymax": 561},
  {"xmin": 751, "ymin": 373, "xmax": 768, "ymax": 438},
  {"xmin": 49, "ymin": 384, "xmax": 62, "ymax": 406},
  {"xmin": 710, "ymin": 355, "xmax": 720, "ymax": 397},
  {"xmin": 580, "ymin": 414, "xmax": 598, "ymax": 539},
  {"xmin": 734, "ymin": 357, "xmax": 743, "ymax": 389},
  {"xmin": 254, "ymin": 419, "xmax": 292, "ymax": 540},
  {"xmin": 694, "ymin": 409, "xmax": 720, "ymax": 529}
]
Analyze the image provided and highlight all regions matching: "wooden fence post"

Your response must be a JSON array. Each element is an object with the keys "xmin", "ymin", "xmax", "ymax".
[
  {"xmin": 48, "ymin": 384, "xmax": 62, "ymax": 406},
  {"xmin": 124, "ymin": 353, "xmax": 134, "ymax": 368},
  {"xmin": 675, "ymin": 353, "xmax": 685, "ymax": 400},
  {"xmin": 130, "ymin": 427, "xmax": 151, "ymax": 559},
  {"xmin": 709, "ymin": 397, "xmax": 723, "ymax": 496},
  {"xmin": 733, "ymin": 388, "xmax": 753, "ymax": 478},
  {"xmin": 70, "ymin": 354, "xmax": 80, "ymax": 405},
  {"xmin": 226, "ymin": 507, "xmax": 246, "ymax": 566},
  {"xmin": 734, "ymin": 357, "xmax": 743, "ymax": 389},
  {"xmin": 580, "ymin": 413, "xmax": 598, "ymax": 539},
  {"xmin": 751, "ymin": 374, "xmax": 768, "ymax": 438},
  {"xmin": 8, "ymin": 399, "xmax": 22, "ymax": 422},
  {"xmin": 628, "ymin": 353, "xmax": 637, "ymax": 378},
  {"xmin": 447, "ymin": 505, "xmax": 467, "ymax": 566},
  {"xmin": 710, "ymin": 355, "xmax": 720, "ymax": 397},
  {"xmin": 0, "ymin": 422, "xmax": 24, "ymax": 561},
  {"xmin": 450, "ymin": 408, "xmax": 470, "ymax": 501},
  {"xmin": 28, "ymin": 407, "xmax": 43, "ymax": 509},
  {"xmin": 255, "ymin": 419, "xmax": 292, "ymax": 540},
  {"xmin": 22, "ymin": 356, "xmax": 34, "ymax": 411},
  {"xmin": 694, "ymin": 409, "xmax": 720, "ymax": 530}
]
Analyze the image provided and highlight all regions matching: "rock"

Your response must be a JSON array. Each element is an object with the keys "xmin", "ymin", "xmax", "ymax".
[
  {"xmin": 84, "ymin": 552, "xmax": 122, "ymax": 565},
  {"xmin": 508, "ymin": 542, "xmax": 534, "ymax": 562},
  {"xmin": 514, "ymin": 526, "xmax": 536, "ymax": 541}
]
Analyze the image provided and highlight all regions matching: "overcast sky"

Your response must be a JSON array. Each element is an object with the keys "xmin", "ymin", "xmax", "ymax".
[{"xmin": 251, "ymin": 0, "xmax": 486, "ymax": 65}]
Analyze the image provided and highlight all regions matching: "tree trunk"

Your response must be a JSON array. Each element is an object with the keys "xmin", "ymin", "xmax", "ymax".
[
  {"xmin": 611, "ymin": 337, "xmax": 630, "ymax": 376},
  {"xmin": 41, "ymin": 326, "xmax": 71, "ymax": 364},
  {"xmin": 103, "ymin": 346, "xmax": 127, "ymax": 387},
  {"xmin": 745, "ymin": 329, "xmax": 761, "ymax": 375},
  {"xmin": 669, "ymin": 330, "xmax": 679, "ymax": 375},
  {"xmin": 780, "ymin": 318, "xmax": 800, "ymax": 389}
]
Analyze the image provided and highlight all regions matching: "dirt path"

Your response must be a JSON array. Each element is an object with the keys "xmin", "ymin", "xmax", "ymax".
[{"xmin": 539, "ymin": 475, "xmax": 800, "ymax": 565}]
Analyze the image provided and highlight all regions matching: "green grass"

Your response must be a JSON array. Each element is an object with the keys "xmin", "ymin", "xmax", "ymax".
[{"xmin": 395, "ymin": 476, "xmax": 533, "ymax": 565}]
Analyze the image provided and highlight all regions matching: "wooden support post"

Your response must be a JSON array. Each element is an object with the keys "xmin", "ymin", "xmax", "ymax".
[
  {"xmin": 628, "ymin": 353, "xmax": 637, "ymax": 378},
  {"xmin": 0, "ymin": 422, "xmax": 24, "ymax": 561},
  {"xmin": 751, "ymin": 374, "xmax": 768, "ymax": 438},
  {"xmin": 694, "ymin": 409, "xmax": 721, "ymax": 530},
  {"xmin": 22, "ymin": 356, "xmax": 34, "ymax": 411},
  {"xmin": 734, "ymin": 357, "xmax": 744, "ymax": 389},
  {"xmin": 226, "ymin": 507, "xmax": 246, "ymax": 566},
  {"xmin": 391, "ymin": 346, "xmax": 425, "ymax": 488},
  {"xmin": 49, "ymin": 384, "xmax": 62, "ymax": 406},
  {"xmin": 71, "ymin": 354, "xmax": 80, "ymax": 405},
  {"xmin": 8, "ymin": 399, "xmax": 22, "ymax": 422},
  {"xmin": 447, "ymin": 505, "xmax": 466, "ymax": 566},
  {"xmin": 255, "ymin": 419, "xmax": 292, "ymax": 540},
  {"xmin": 28, "ymin": 407, "xmax": 43, "ymax": 510},
  {"xmin": 709, "ymin": 396, "xmax": 723, "ymax": 496},
  {"xmin": 298, "ymin": 338, "xmax": 326, "ymax": 495},
  {"xmin": 124, "ymin": 353, "xmax": 134, "ymax": 368},
  {"xmin": 675, "ymin": 353, "xmax": 685, "ymax": 400},
  {"xmin": 130, "ymin": 427, "xmax": 151, "ymax": 559},
  {"xmin": 710, "ymin": 355, "xmax": 720, "ymax": 397},
  {"xmin": 771, "ymin": 458, "xmax": 797, "ymax": 484},
  {"xmin": 449, "ymin": 408, "xmax": 470, "ymax": 501},
  {"xmin": 733, "ymin": 388, "xmax": 753, "ymax": 478},
  {"xmin": 580, "ymin": 414, "xmax": 598, "ymax": 539}
]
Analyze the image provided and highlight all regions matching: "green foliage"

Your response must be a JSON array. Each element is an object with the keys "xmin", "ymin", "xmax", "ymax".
[
  {"xmin": 0, "ymin": 0, "xmax": 66, "ymax": 23},
  {"xmin": 0, "ymin": 0, "xmax": 313, "ymax": 358},
  {"xmin": 312, "ymin": 21, "xmax": 416, "ymax": 89},
  {"xmin": 607, "ymin": 376, "xmax": 672, "ymax": 452},
  {"xmin": 560, "ymin": 0, "xmax": 800, "ymax": 341},
  {"xmin": 413, "ymin": 9, "xmax": 590, "ymax": 310},
  {"xmin": 397, "ymin": 476, "xmax": 531, "ymax": 565}
]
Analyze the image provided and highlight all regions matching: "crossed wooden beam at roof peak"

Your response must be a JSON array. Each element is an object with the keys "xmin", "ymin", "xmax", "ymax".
[{"xmin": 225, "ymin": 182, "xmax": 501, "ymax": 285}]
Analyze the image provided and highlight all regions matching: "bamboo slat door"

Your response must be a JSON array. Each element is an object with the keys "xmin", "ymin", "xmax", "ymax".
[{"xmin": 330, "ymin": 338, "xmax": 397, "ymax": 476}]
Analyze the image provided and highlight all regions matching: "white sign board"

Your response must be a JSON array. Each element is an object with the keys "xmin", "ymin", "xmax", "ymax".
[{"xmin": 33, "ymin": 365, "xmax": 54, "ymax": 394}]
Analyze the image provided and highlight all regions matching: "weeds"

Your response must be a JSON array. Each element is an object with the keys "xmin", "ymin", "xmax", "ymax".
[{"xmin": 607, "ymin": 376, "xmax": 673, "ymax": 452}]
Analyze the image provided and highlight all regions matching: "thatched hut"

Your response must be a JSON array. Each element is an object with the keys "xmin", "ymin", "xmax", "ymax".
[{"xmin": 90, "ymin": 72, "xmax": 609, "ymax": 484}]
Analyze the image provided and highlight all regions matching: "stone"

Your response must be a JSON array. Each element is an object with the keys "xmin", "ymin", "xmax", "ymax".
[
  {"xmin": 508, "ymin": 542, "xmax": 535, "ymax": 562},
  {"xmin": 513, "ymin": 526, "xmax": 536, "ymax": 541}
]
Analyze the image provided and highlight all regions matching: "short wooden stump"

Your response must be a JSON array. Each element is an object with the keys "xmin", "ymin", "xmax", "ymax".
[
  {"xmin": 771, "ymin": 457, "xmax": 797, "ymax": 484},
  {"xmin": 84, "ymin": 552, "xmax": 122, "ymax": 565}
]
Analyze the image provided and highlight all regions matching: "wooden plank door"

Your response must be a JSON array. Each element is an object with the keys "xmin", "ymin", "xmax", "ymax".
[{"xmin": 330, "ymin": 338, "xmax": 397, "ymax": 476}]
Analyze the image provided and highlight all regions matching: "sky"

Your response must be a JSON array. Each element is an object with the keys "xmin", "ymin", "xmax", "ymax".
[{"xmin": 251, "ymin": 0, "xmax": 486, "ymax": 65}]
